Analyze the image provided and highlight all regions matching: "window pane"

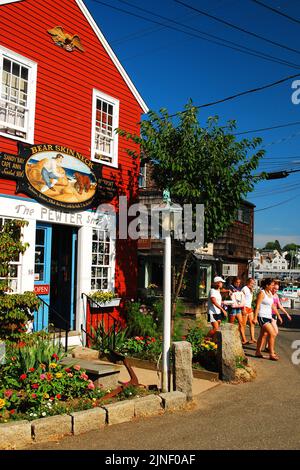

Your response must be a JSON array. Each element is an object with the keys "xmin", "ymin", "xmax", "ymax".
[{"xmin": 36, "ymin": 229, "xmax": 45, "ymax": 246}]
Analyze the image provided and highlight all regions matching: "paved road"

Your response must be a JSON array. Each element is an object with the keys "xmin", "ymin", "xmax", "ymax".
[{"xmin": 28, "ymin": 327, "xmax": 300, "ymax": 450}]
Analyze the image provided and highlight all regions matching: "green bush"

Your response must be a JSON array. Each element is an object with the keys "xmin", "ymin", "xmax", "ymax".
[{"xmin": 124, "ymin": 301, "xmax": 157, "ymax": 338}]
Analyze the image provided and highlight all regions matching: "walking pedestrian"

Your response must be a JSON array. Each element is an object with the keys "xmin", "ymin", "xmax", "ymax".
[
  {"xmin": 253, "ymin": 278, "xmax": 279, "ymax": 361},
  {"xmin": 228, "ymin": 277, "xmax": 247, "ymax": 344},
  {"xmin": 264, "ymin": 281, "xmax": 292, "ymax": 352},
  {"xmin": 241, "ymin": 277, "xmax": 256, "ymax": 344},
  {"xmin": 207, "ymin": 276, "xmax": 227, "ymax": 338}
]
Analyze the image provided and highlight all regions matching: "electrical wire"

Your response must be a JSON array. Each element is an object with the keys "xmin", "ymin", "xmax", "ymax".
[
  {"xmin": 90, "ymin": 0, "xmax": 300, "ymax": 69},
  {"xmin": 254, "ymin": 192, "xmax": 300, "ymax": 211},
  {"xmin": 174, "ymin": 0, "xmax": 300, "ymax": 56},
  {"xmin": 234, "ymin": 120, "xmax": 300, "ymax": 136},
  {"xmin": 250, "ymin": 0, "xmax": 300, "ymax": 26}
]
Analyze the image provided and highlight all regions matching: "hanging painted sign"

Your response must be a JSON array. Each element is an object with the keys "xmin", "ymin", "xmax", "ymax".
[{"xmin": 0, "ymin": 143, "xmax": 116, "ymax": 211}]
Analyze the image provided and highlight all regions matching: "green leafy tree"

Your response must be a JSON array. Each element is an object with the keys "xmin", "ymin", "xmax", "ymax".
[
  {"xmin": 117, "ymin": 102, "xmax": 265, "ymax": 328},
  {"xmin": 0, "ymin": 219, "xmax": 40, "ymax": 341},
  {"xmin": 263, "ymin": 240, "xmax": 281, "ymax": 252}
]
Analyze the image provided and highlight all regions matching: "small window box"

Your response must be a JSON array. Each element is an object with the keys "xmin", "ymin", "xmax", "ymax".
[{"xmin": 89, "ymin": 297, "xmax": 121, "ymax": 309}]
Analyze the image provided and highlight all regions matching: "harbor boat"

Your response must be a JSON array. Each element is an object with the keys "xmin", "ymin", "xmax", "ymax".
[{"xmin": 278, "ymin": 285, "xmax": 300, "ymax": 299}]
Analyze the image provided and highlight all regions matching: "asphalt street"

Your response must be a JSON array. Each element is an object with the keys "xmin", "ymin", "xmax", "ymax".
[{"xmin": 27, "ymin": 325, "xmax": 300, "ymax": 451}]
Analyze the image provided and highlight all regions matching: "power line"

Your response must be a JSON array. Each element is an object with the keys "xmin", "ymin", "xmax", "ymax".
[
  {"xmin": 234, "ymin": 120, "xmax": 300, "ymax": 136},
  {"xmin": 250, "ymin": 0, "xmax": 300, "ymax": 26},
  {"xmin": 166, "ymin": 72, "xmax": 300, "ymax": 118},
  {"xmin": 90, "ymin": 0, "xmax": 300, "ymax": 69},
  {"xmin": 254, "ymin": 192, "xmax": 300, "ymax": 211},
  {"xmin": 174, "ymin": 0, "xmax": 300, "ymax": 56}
]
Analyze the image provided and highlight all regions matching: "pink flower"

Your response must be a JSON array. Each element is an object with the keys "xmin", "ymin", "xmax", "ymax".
[
  {"xmin": 80, "ymin": 372, "xmax": 89, "ymax": 381},
  {"xmin": 31, "ymin": 383, "xmax": 39, "ymax": 389},
  {"xmin": 4, "ymin": 389, "xmax": 13, "ymax": 398},
  {"xmin": 40, "ymin": 374, "xmax": 46, "ymax": 380},
  {"xmin": 73, "ymin": 364, "xmax": 81, "ymax": 371},
  {"xmin": 87, "ymin": 381, "xmax": 95, "ymax": 390},
  {"xmin": 67, "ymin": 373, "xmax": 73, "ymax": 378}
]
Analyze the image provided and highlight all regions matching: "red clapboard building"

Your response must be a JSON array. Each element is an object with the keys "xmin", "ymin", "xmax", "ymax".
[{"xmin": 0, "ymin": 0, "xmax": 148, "ymax": 345}]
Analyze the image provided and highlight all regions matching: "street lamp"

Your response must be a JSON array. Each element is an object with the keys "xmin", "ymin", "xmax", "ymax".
[{"xmin": 152, "ymin": 190, "xmax": 183, "ymax": 392}]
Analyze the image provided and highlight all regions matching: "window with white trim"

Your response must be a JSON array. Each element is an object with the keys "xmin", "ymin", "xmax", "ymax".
[
  {"xmin": 0, "ymin": 46, "xmax": 37, "ymax": 142},
  {"xmin": 91, "ymin": 228, "xmax": 114, "ymax": 291},
  {"xmin": 0, "ymin": 216, "xmax": 22, "ymax": 293},
  {"xmin": 91, "ymin": 89, "xmax": 119, "ymax": 167}
]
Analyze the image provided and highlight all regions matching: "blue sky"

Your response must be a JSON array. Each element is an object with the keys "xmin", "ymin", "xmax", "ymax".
[{"xmin": 85, "ymin": 0, "xmax": 300, "ymax": 248}]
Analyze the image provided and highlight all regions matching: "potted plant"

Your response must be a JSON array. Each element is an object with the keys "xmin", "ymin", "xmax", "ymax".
[{"xmin": 88, "ymin": 290, "xmax": 121, "ymax": 308}]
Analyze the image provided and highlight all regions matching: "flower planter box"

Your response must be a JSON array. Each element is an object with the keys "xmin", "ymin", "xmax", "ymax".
[{"xmin": 89, "ymin": 298, "xmax": 121, "ymax": 309}]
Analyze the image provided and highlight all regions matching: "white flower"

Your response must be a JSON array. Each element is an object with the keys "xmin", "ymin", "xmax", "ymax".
[
  {"xmin": 33, "ymin": 414, "xmax": 37, "ymax": 417},
  {"xmin": 42, "ymin": 412, "xmax": 46, "ymax": 417},
  {"xmin": 29, "ymin": 413, "xmax": 33, "ymax": 416}
]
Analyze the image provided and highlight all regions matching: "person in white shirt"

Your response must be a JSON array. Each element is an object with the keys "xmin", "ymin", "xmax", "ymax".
[
  {"xmin": 241, "ymin": 278, "xmax": 256, "ymax": 344},
  {"xmin": 207, "ymin": 276, "xmax": 227, "ymax": 338},
  {"xmin": 253, "ymin": 278, "xmax": 279, "ymax": 361},
  {"xmin": 40, "ymin": 154, "xmax": 64, "ymax": 193}
]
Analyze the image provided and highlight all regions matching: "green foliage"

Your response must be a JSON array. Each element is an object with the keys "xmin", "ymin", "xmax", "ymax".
[
  {"xmin": 0, "ymin": 341, "xmax": 108, "ymax": 422},
  {"xmin": 120, "ymin": 336, "xmax": 162, "ymax": 362},
  {"xmin": 88, "ymin": 290, "xmax": 117, "ymax": 304},
  {"xmin": 124, "ymin": 300, "xmax": 158, "ymax": 338},
  {"xmin": 0, "ymin": 292, "xmax": 40, "ymax": 341},
  {"xmin": 235, "ymin": 356, "xmax": 248, "ymax": 369},
  {"xmin": 117, "ymin": 102, "xmax": 265, "ymax": 243},
  {"xmin": 0, "ymin": 219, "xmax": 29, "ymax": 291},
  {"xmin": 90, "ymin": 324, "xmax": 128, "ymax": 355},
  {"xmin": 5, "ymin": 332, "xmax": 65, "ymax": 371},
  {"xmin": 0, "ymin": 219, "xmax": 40, "ymax": 341},
  {"xmin": 263, "ymin": 240, "xmax": 282, "ymax": 252}
]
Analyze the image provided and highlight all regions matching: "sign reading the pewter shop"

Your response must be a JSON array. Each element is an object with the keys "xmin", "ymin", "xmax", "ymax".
[{"xmin": 0, "ymin": 143, "xmax": 116, "ymax": 212}]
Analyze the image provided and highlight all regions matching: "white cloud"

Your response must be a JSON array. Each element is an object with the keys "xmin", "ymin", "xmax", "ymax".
[{"xmin": 254, "ymin": 234, "xmax": 300, "ymax": 248}]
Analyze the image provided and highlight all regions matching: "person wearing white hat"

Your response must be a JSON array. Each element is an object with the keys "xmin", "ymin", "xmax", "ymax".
[{"xmin": 207, "ymin": 276, "xmax": 227, "ymax": 338}]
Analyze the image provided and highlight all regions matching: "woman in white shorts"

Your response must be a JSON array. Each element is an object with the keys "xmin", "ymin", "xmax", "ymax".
[
  {"xmin": 253, "ymin": 278, "xmax": 279, "ymax": 361},
  {"xmin": 207, "ymin": 276, "xmax": 227, "ymax": 338}
]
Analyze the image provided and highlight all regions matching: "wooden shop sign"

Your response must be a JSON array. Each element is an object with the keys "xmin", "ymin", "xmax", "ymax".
[{"xmin": 0, "ymin": 143, "xmax": 116, "ymax": 212}]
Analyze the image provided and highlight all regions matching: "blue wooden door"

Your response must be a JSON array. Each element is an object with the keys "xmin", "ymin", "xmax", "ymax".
[
  {"xmin": 34, "ymin": 223, "xmax": 52, "ymax": 331},
  {"xmin": 70, "ymin": 228, "xmax": 77, "ymax": 330}
]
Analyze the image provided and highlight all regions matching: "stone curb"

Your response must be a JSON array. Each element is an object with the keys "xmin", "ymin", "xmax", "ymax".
[{"xmin": 0, "ymin": 392, "xmax": 188, "ymax": 449}]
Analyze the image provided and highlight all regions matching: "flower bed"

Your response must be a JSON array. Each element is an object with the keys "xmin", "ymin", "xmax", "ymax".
[{"xmin": 0, "ymin": 333, "xmax": 150, "ymax": 424}]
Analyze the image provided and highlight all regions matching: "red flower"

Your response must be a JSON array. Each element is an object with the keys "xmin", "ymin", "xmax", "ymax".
[
  {"xmin": 56, "ymin": 394, "xmax": 61, "ymax": 400},
  {"xmin": 9, "ymin": 409, "xmax": 16, "ymax": 414},
  {"xmin": 46, "ymin": 373, "xmax": 53, "ymax": 381},
  {"xmin": 65, "ymin": 368, "xmax": 71, "ymax": 373},
  {"xmin": 11, "ymin": 356, "xmax": 16, "ymax": 361},
  {"xmin": 20, "ymin": 374, "xmax": 27, "ymax": 380},
  {"xmin": 28, "ymin": 367, "xmax": 35, "ymax": 372},
  {"xmin": 52, "ymin": 353, "xmax": 59, "ymax": 361},
  {"xmin": 17, "ymin": 341, "xmax": 26, "ymax": 348},
  {"xmin": 31, "ymin": 393, "xmax": 37, "ymax": 399},
  {"xmin": 31, "ymin": 383, "xmax": 39, "ymax": 389},
  {"xmin": 4, "ymin": 389, "xmax": 13, "ymax": 398}
]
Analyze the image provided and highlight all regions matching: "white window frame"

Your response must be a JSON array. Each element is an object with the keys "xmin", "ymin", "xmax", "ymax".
[
  {"xmin": 91, "ymin": 89, "xmax": 119, "ymax": 168},
  {"xmin": 0, "ymin": 45, "xmax": 37, "ymax": 143},
  {"xmin": 0, "ymin": 215, "xmax": 23, "ymax": 293},
  {"xmin": 90, "ymin": 227, "xmax": 115, "ymax": 292},
  {"xmin": 139, "ymin": 162, "xmax": 147, "ymax": 188}
]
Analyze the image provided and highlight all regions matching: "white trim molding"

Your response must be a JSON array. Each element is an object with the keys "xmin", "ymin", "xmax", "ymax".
[
  {"xmin": 91, "ymin": 88, "xmax": 119, "ymax": 167},
  {"xmin": 0, "ymin": 1, "xmax": 24, "ymax": 5},
  {"xmin": 76, "ymin": 0, "xmax": 148, "ymax": 114},
  {"xmin": 0, "ymin": 45, "xmax": 37, "ymax": 144}
]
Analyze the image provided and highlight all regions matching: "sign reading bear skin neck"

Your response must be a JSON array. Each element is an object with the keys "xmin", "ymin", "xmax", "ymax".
[{"xmin": 0, "ymin": 143, "xmax": 116, "ymax": 212}]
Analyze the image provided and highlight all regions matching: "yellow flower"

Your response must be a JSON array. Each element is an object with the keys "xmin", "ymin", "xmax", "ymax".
[
  {"xmin": 0, "ymin": 399, "xmax": 6, "ymax": 409},
  {"xmin": 55, "ymin": 372, "xmax": 63, "ymax": 379},
  {"xmin": 43, "ymin": 393, "xmax": 49, "ymax": 399},
  {"xmin": 49, "ymin": 363, "xmax": 57, "ymax": 369}
]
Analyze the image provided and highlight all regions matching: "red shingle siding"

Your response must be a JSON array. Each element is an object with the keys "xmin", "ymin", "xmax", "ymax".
[
  {"xmin": 0, "ymin": 0, "xmax": 143, "ymax": 198},
  {"xmin": 0, "ymin": 0, "xmax": 145, "ymax": 307}
]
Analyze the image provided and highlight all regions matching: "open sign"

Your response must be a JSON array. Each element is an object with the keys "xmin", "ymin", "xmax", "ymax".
[{"xmin": 34, "ymin": 284, "xmax": 50, "ymax": 295}]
